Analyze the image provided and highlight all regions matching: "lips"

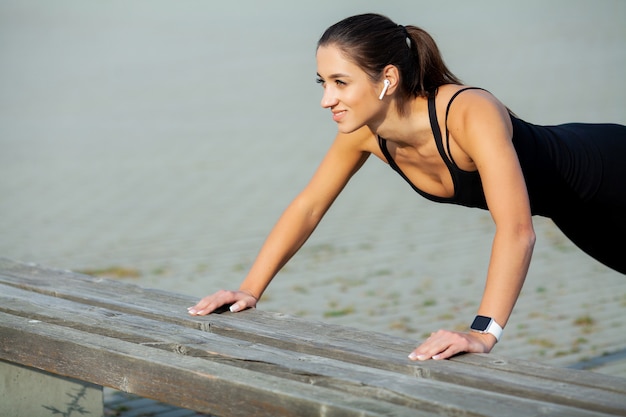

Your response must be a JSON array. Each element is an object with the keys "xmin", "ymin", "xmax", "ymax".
[{"xmin": 332, "ymin": 110, "xmax": 346, "ymax": 122}]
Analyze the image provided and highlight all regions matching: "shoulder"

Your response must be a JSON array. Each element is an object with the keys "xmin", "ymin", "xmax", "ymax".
[
  {"xmin": 438, "ymin": 85, "xmax": 506, "ymax": 117},
  {"xmin": 436, "ymin": 86, "xmax": 515, "ymax": 169},
  {"xmin": 440, "ymin": 85, "xmax": 512, "ymax": 140}
]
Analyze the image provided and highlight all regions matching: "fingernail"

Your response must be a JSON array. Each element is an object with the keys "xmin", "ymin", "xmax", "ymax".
[
  {"xmin": 432, "ymin": 354, "xmax": 441, "ymax": 360},
  {"xmin": 408, "ymin": 352, "xmax": 418, "ymax": 360},
  {"xmin": 229, "ymin": 304, "xmax": 240, "ymax": 313},
  {"xmin": 188, "ymin": 309, "xmax": 197, "ymax": 315}
]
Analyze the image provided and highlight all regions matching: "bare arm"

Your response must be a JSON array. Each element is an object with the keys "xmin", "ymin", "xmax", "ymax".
[
  {"xmin": 410, "ymin": 90, "xmax": 535, "ymax": 359},
  {"xmin": 189, "ymin": 127, "xmax": 372, "ymax": 315}
]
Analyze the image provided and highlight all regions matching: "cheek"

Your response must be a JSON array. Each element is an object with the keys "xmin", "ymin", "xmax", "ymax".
[
  {"xmin": 348, "ymin": 88, "xmax": 376, "ymax": 109},
  {"xmin": 355, "ymin": 91, "xmax": 381, "ymax": 117}
]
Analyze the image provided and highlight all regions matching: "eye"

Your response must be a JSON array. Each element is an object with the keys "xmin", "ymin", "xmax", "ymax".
[
  {"xmin": 335, "ymin": 80, "xmax": 346, "ymax": 86},
  {"xmin": 316, "ymin": 77, "xmax": 325, "ymax": 86}
]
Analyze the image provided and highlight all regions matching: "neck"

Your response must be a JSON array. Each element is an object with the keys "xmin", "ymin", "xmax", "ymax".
[{"xmin": 370, "ymin": 96, "xmax": 430, "ymax": 146}]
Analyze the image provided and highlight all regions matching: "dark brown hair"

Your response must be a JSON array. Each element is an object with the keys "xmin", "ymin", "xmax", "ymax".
[{"xmin": 318, "ymin": 13, "xmax": 462, "ymax": 115}]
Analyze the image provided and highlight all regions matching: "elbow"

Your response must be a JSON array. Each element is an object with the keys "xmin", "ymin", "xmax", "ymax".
[
  {"xmin": 520, "ymin": 222, "xmax": 536, "ymax": 254},
  {"xmin": 291, "ymin": 193, "xmax": 327, "ymax": 225},
  {"xmin": 498, "ymin": 220, "xmax": 536, "ymax": 254},
  {"xmin": 528, "ymin": 230, "xmax": 536, "ymax": 255}
]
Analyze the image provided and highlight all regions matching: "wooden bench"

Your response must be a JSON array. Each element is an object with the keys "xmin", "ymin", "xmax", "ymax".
[{"xmin": 1, "ymin": 258, "xmax": 625, "ymax": 417}]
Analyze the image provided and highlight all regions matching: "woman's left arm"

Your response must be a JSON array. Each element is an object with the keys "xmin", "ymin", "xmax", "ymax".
[{"xmin": 409, "ymin": 90, "xmax": 536, "ymax": 360}]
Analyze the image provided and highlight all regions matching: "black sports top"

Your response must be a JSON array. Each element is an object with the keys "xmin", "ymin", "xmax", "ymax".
[
  {"xmin": 378, "ymin": 86, "xmax": 626, "ymax": 273},
  {"xmin": 378, "ymin": 87, "xmax": 626, "ymax": 218}
]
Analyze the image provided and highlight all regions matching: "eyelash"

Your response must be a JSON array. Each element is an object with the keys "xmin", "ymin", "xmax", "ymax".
[{"xmin": 316, "ymin": 78, "xmax": 346, "ymax": 87}]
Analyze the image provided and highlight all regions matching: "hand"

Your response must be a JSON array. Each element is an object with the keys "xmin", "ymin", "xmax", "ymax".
[
  {"xmin": 187, "ymin": 289, "xmax": 258, "ymax": 316},
  {"xmin": 408, "ymin": 329, "xmax": 496, "ymax": 361}
]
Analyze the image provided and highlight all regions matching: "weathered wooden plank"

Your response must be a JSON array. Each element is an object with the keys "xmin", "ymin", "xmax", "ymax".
[
  {"xmin": 0, "ymin": 312, "xmax": 431, "ymax": 417},
  {"xmin": 0, "ymin": 289, "xmax": 620, "ymax": 415},
  {"xmin": 2, "ymin": 259, "xmax": 625, "ymax": 415},
  {"xmin": 456, "ymin": 354, "xmax": 626, "ymax": 395},
  {"xmin": 2, "ymin": 261, "xmax": 626, "ymax": 411},
  {"xmin": 2, "ymin": 283, "xmax": 625, "ymax": 416},
  {"xmin": 2, "ymin": 316, "xmax": 616, "ymax": 416},
  {"xmin": 2, "ymin": 274, "xmax": 625, "ymax": 412}
]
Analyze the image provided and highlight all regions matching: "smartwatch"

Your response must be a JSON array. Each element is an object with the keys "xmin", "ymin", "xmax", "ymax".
[{"xmin": 470, "ymin": 315, "xmax": 503, "ymax": 342}]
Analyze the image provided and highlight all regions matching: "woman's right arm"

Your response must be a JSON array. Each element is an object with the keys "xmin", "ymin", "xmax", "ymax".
[{"xmin": 188, "ymin": 127, "xmax": 373, "ymax": 315}]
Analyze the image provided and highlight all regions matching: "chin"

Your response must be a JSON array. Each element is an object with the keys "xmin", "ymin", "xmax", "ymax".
[{"xmin": 336, "ymin": 123, "xmax": 363, "ymax": 135}]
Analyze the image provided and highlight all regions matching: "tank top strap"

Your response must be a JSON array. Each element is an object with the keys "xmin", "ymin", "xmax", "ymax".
[
  {"xmin": 441, "ymin": 87, "xmax": 487, "ymax": 167},
  {"xmin": 427, "ymin": 90, "xmax": 452, "ymax": 169}
]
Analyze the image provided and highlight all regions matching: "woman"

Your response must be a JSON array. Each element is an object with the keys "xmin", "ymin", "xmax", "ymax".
[{"xmin": 188, "ymin": 14, "xmax": 626, "ymax": 361}]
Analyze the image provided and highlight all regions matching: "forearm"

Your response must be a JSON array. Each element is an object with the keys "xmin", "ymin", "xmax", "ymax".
[
  {"xmin": 238, "ymin": 195, "xmax": 324, "ymax": 299},
  {"xmin": 478, "ymin": 225, "xmax": 536, "ymax": 330},
  {"xmin": 236, "ymin": 135, "xmax": 369, "ymax": 301}
]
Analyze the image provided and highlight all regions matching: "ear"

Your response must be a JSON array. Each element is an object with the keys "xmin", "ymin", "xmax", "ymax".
[{"xmin": 381, "ymin": 65, "xmax": 401, "ymax": 95}]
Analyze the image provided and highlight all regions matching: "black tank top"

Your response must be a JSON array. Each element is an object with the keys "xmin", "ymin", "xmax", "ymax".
[
  {"xmin": 378, "ymin": 87, "xmax": 487, "ymax": 209},
  {"xmin": 382, "ymin": 87, "xmax": 626, "ymax": 273},
  {"xmin": 378, "ymin": 87, "xmax": 626, "ymax": 217}
]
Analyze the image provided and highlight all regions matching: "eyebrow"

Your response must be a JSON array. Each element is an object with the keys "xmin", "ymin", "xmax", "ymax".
[{"xmin": 317, "ymin": 72, "xmax": 351, "ymax": 80}]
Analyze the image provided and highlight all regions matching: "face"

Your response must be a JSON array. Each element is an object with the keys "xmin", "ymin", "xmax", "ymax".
[{"xmin": 316, "ymin": 45, "xmax": 383, "ymax": 133}]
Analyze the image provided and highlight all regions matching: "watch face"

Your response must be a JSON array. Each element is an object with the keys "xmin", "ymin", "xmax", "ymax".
[{"xmin": 471, "ymin": 315, "xmax": 492, "ymax": 331}]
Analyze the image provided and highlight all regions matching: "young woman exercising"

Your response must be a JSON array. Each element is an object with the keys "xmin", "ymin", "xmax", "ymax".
[{"xmin": 189, "ymin": 13, "xmax": 626, "ymax": 361}]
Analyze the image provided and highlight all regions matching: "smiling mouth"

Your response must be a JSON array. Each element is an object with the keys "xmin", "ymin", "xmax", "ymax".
[{"xmin": 332, "ymin": 110, "xmax": 346, "ymax": 121}]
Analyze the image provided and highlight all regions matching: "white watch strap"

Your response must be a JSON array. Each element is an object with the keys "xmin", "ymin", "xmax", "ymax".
[{"xmin": 486, "ymin": 319, "xmax": 503, "ymax": 342}]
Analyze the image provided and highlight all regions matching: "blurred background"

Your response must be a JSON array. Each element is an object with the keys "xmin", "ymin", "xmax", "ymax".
[{"xmin": 1, "ymin": 0, "xmax": 625, "ymax": 372}]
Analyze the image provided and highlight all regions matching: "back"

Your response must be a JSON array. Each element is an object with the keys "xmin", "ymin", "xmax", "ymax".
[{"xmin": 510, "ymin": 116, "xmax": 626, "ymax": 216}]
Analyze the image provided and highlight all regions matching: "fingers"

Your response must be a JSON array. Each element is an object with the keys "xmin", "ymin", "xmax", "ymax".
[
  {"xmin": 187, "ymin": 290, "xmax": 257, "ymax": 316},
  {"xmin": 408, "ymin": 329, "xmax": 488, "ymax": 361},
  {"xmin": 228, "ymin": 301, "xmax": 244, "ymax": 313}
]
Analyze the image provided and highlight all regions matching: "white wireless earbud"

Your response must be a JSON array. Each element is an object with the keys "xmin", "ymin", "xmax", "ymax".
[{"xmin": 379, "ymin": 79, "xmax": 391, "ymax": 100}]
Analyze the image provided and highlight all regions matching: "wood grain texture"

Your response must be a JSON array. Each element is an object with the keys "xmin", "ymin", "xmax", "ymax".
[{"xmin": 1, "ymin": 258, "xmax": 625, "ymax": 416}]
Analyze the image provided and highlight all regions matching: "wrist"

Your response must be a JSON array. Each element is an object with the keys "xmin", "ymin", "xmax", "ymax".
[
  {"xmin": 473, "ymin": 331, "xmax": 498, "ymax": 352},
  {"xmin": 238, "ymin": 288, "xmax": 260, "ymax": 301},
  {"xmin": 470, "ymin": 315, "xmax": 503, "ymax": 343}
]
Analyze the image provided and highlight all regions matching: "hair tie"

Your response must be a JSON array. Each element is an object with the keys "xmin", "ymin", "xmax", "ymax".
[{"xmin": 398, "ymin": 24, "xmax": 411, "ymax": 48}]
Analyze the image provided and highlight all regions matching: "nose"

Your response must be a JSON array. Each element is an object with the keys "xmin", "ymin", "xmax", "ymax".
[{"xmin": 320, "ymin": 87, "xmax": 338, "ymax": 109}]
